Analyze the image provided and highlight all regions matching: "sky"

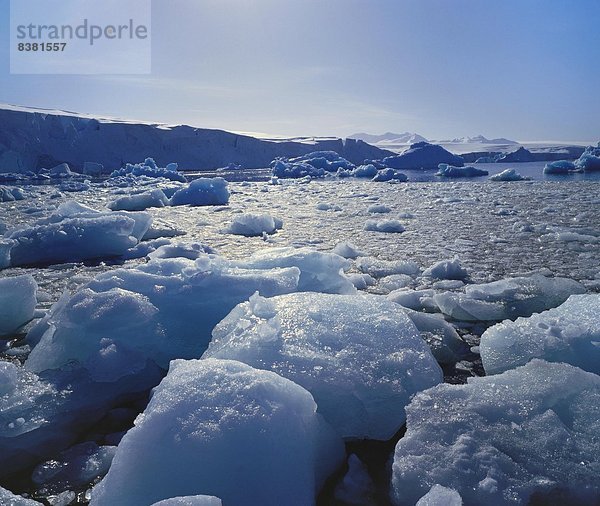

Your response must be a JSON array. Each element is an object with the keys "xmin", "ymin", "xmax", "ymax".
[{"xmin": 0, "ymin": 0, "xmax": 599, "ymax": 142}]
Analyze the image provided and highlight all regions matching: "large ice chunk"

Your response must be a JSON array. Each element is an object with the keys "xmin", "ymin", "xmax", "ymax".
[
  {"xmin": 391, "ymin": 360, "xmax": 600, "ymax": 505},
  {"xmin": 233, "ymin": 247, "xmax": 356, "ymax": 294},
  {"xmin": 169, "ymin": 178, "xmax": 230, "ymax": 206},
  {"xmin": 225, "ymin": 213, "xmax": 282, "ymax": 236},
  {"xmin": 5, "ymin": 201, "xmax": 152, "ymax": 266},
  {"xmin": 364, "ymin": 219, "xmax": 405, "ymax": 233},
  {"xmin": 90, "ymin": 359, "xmax": 344, "ymax": 506},
  {"xmin": 433, "ymin": 275, "xmax": 585, "ymax": 321},
  {"xmin": 422, "ymin": 258, "xmax": 468, "ymax": 280},
  {"xmin": 108, "ymin": 189, "xmax": 169, "ymax": 211},
  {"xmin": 480, "ymin": 294, "xmax": 600, "ymax": 375},
  {"xmin": 205, "ymin": 293, "xmax": 442, "ymax": 439},
  {"xmin": 271, "ymin": 160, "xmax": 325, "ymax": 179},
  {"xmin": 27, "ymin": 255, "xmax": 300, "ymax": 376},
  {"xmin": 0, "ymin": 274, "xmax": 37, "ymax": 336},
  {"xmin": 436, "ymin": 164, "xmax": 488, "ymax": 178}
]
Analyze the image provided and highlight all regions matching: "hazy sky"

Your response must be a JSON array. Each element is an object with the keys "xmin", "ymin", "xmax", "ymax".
[{"xmin": 1, "ymin": 0, "xmax": 599, "ymax": 141}]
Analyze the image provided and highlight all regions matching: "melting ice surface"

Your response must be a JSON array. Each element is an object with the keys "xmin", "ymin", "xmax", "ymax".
[{"xmin": 0, "ymin": 169, "xmax": 599, "ymax": 504}]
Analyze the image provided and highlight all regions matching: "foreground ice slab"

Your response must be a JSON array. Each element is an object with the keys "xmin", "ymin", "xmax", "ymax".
[
  {"xmin": 433, "ymin": 274, "xmax": 585, "ymax": 321},
  {"xmin": 480, "ymin": 294, "xmax": 600, "ymax": 375},
  {"xmin": 205, "ymin": 293, "xmax": 442, "ymax": 440},
  {"xmin": 91, "ymin": 359, "xmax": 344, "ymax": 506},
  {"xmin": 108, "ymin": 189, "xmax": 169, "ymax": 211},
  {"xmin": 27, "ymin": 255, "xmax": 300, "ymax": 377},
  {"xmin": 391, "ymin": 360, "xmax": 600, "ymax": 505},
  {"xmin": 0, "ymin": 274, "xmax": 37, "ymax": 336},
  {"xmin": 4, "ymin": 201, "xmax": 152, "ymax": 267},
  {"xmin": 489, "ymin": 169, "xmax": 530, "ymax": 181}
]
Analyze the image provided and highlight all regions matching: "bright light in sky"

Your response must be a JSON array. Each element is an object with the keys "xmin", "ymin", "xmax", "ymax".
[{"xmin": 0, "ymin": 0, "xmax": 599, "ymax": 141}]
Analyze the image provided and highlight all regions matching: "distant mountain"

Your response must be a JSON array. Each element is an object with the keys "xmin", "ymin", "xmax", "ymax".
[
  {"xmin": 439, "ymin": 135, "xmax": 518, "ymax": 145},
  {"xmin": 349, "ymin": 132, "xmax": 429, "ymax": 145}
]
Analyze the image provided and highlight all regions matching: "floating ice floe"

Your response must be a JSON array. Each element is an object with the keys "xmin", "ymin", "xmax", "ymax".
[
  {"xmin": 436, "ymin": 164, "xmax": 488, "ymax": 178},
  {"xmin": 225, "ymin": 213, "xmax": 283, "ymax": 236},
  {"xmin": 351, "ymin": 164, "xmax": 379, "ymax": 178},
  {"xmin": 271, "ymin": 160, "xmax": 326, "ymax": 179},
  {"xmin": 367, "ymin": 204, "xmax": 391, "ymax": 213},
  {"xmin": 422, "ymin": 258, "xmax": 468, "ymax": 280},
  {"xmin": 480, "ymin": 294, "xmax": 600, "ymax": 375},
  {"xmin": 232, "ymin": 246, "xmax": 356, "ymax": 294},
  {"xmin": 356, "ymin": 256, "xmax": 421, "ymax": 278},
  {"xmin": 384, "ymin": 142, "xmax": 464, "ymax": 170},
  {"xmin": 205, "ymin": 292, "xmax": 442, "ymax": 439},
  {"xmin": 288, "ymin": 151, "xmax": 355, "ymax": 172},
  {"xmin": 364, "ymin": 219, "xmax": 405, "ymax": 233},
  {"xmin": 489, "ymin": 169, "xmax": 530, "ymax": 181},
  {"xmin": 110, "ymin": 158, "xmax": 186, "ymax": 182},
  {"xmin": 391, "ymin": 360, "xmax": 600, "ymax": 505},
  {"xmin": 433, "ymin": 274, "xmax": 585, "ymax": 321},
  {"xmin": 388, "ymin": 289, "xmax": 436, "ymax": 312},
  {"xmin": 0, "ymin": 274, "xmax": 37, "ymax": 336},
  {"xmin": 372, "ymin": 168, "xmax": 408, "ymax": 182},
  {"xmin": 108, "ymin": 189, "xmax": 169, "ymax": 211},
  {"xmin": 543, "ymin": 160, "xmax": 577, "ymax": 174},
  {"xmin": 90, "ymin": 359, "xmax": 344, "ymax": 506},
  {"xmin": 332, "ymin": 241, "xmax": 362, "ymax": 259},
  {"xmin": 4, "ymin": 201, "xmax": 152, "ymax": 267},
  {"xmin": 169, "ymin": 178, "xmax": 230, "ymax": 206}
]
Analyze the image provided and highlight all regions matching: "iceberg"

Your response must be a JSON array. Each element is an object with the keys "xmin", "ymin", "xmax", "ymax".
[
  {"xmin": 496, "ymin": 146, "xmax": 535, "ymax": 163},
  {"xmin": 489, "ymin": 169, "xmax": 530, "ymax": 181},
  {"xmin": 0, "ymin": 186, "xmax": 26, "ymax": 202},
  {"xmin": 480, "ymin": 294, "xmax": 600, "ymax": 375},
  {"xmin": 169, "ymin": 178, "xmax": 230, "ymax": 206},
  {"xmin": 90, "ymin": 359, "xmax": 344, "ymax": 506},
  {"xmin": 205, "ymin": 293, "xmax": 442, "ymax": 439},
  {"xmin": 543, "ymin": 160, "xmax": 577, "ymax": 174},
  {"xmin": 288, "ymin": 151, "xmax": 355, "ymax": 172},
  {"xmin": 383, "ymin": 142, "xmax": 464, "ymax": 170},
  {"xmin": 436, "ymin": 164, "xmax": 488, "ymax": 178},
  {"xmin": 574, "ymin": 145, "xmax": 600, "ymax": 172},
  {"xmin": 391, "ymin": 360, "xmax": 600, "ymax": 505}
]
